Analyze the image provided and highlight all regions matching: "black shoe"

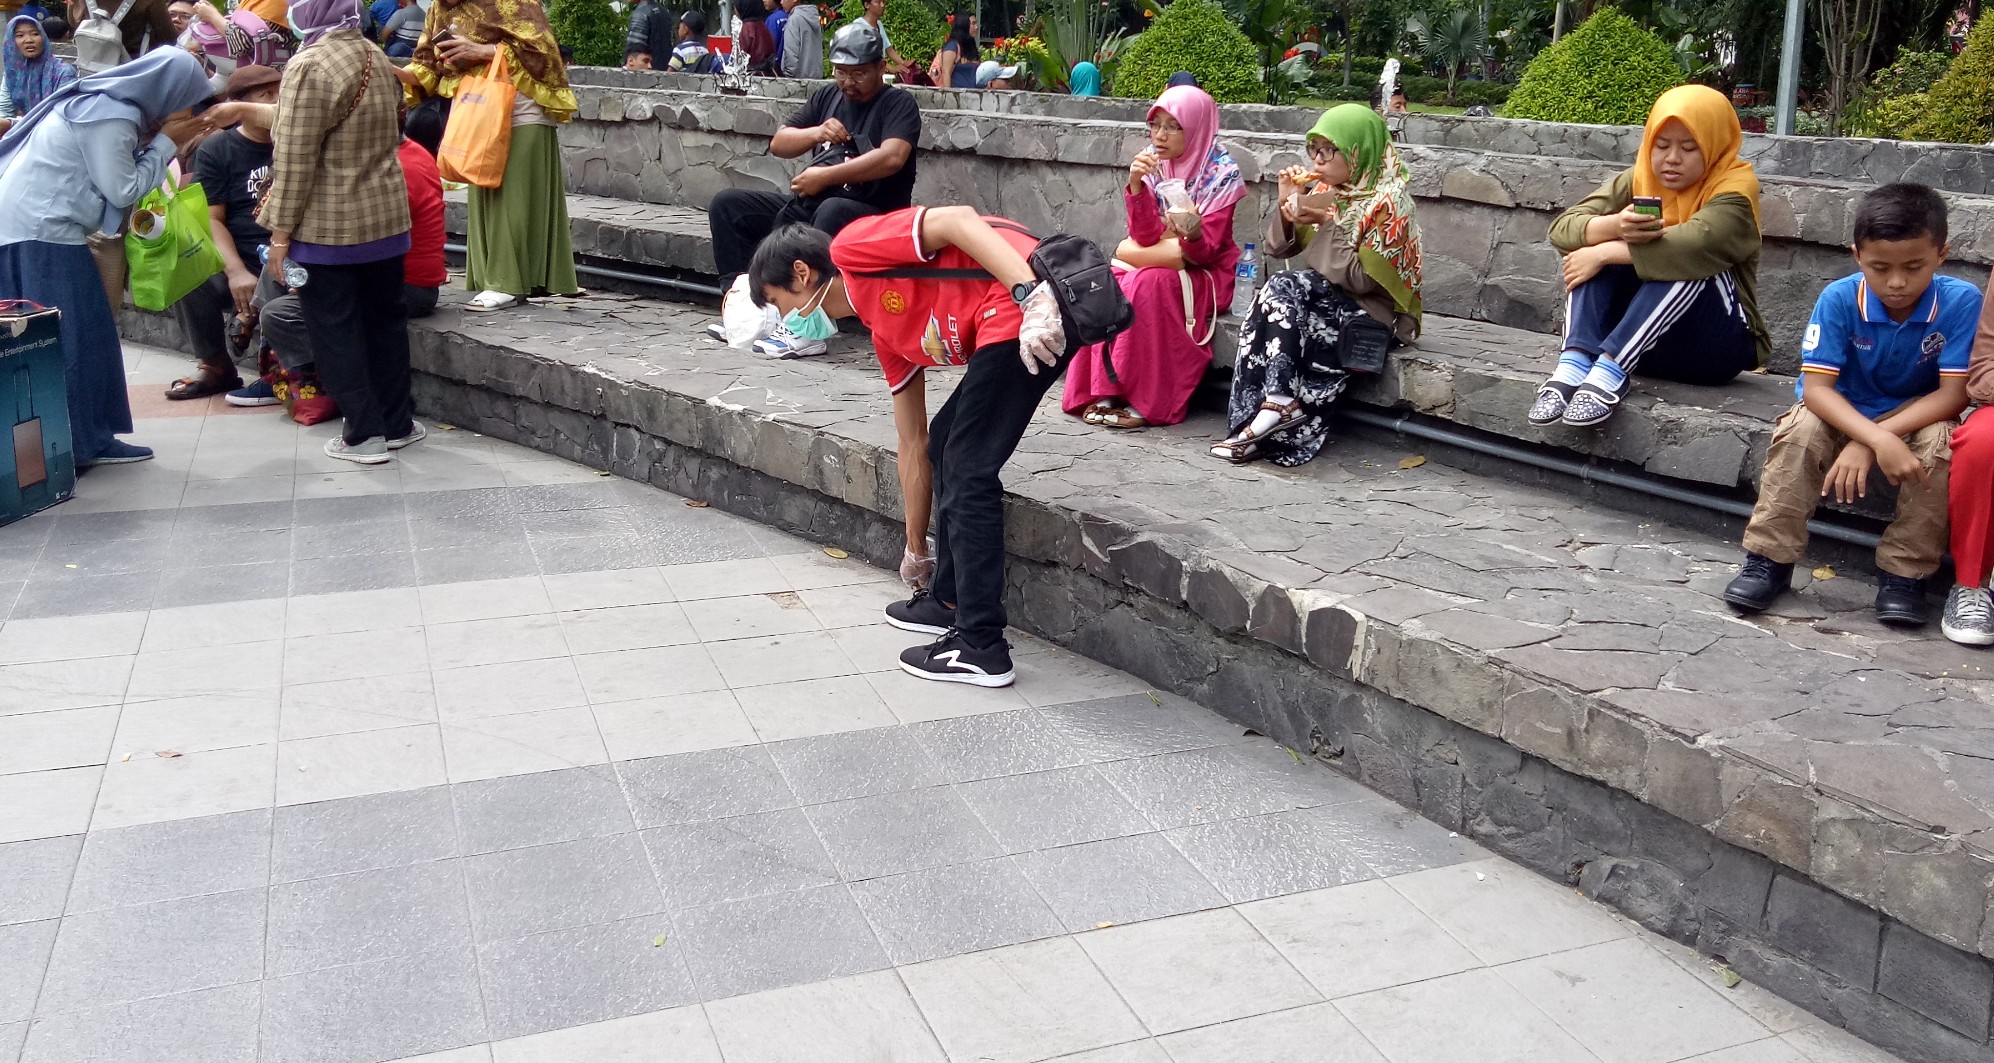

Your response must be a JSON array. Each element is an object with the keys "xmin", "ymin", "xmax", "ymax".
[
  {"xmin": 885, "ymin": 588, "xmax": 955, "ymax": 635},
  {"xmin": 899, "ymin": 630, "xmax": 1015, "ymax": 687},
  {"xmin": 1875, "ymin": 573, "xmax": 1931, "ymax": 627},
  {"xmin": 1722, "ymin": 552, "xmax": 1793, "ymax": 613}
]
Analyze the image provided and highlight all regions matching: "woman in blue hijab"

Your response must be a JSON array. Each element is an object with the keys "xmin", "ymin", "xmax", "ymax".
[
  {"xmin": 4, "ymin": 16, "xmax": 77, "ymax": 125},
  {"xmin": 1068, "ymin": 60, "xmax": 1100, "ymax": 96},
  {"xmin": 0, "ymin": 48, "xmax": 213, "ymax": 466}
]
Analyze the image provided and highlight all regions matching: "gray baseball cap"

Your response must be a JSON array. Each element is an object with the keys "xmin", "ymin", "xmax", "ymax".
[{"xmin": 828, "ymin": 21, "xmax": 884, "ymax": 65}]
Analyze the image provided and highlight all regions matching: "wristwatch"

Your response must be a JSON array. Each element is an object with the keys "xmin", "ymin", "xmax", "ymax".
[{"xmin": 1010, "ymin": 281, "xmax": 1037, "ymax": 305}]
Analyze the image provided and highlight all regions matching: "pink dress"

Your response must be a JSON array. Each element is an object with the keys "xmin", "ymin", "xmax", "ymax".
[{"xmin": 1062, "ymin": 187, "xmax": 1240, "ymax": 426}]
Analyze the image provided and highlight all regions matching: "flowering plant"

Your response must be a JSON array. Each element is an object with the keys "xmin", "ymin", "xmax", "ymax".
[{"xmin": 989, "ymin": 34, "xmax": 1051, "ymax": 69}]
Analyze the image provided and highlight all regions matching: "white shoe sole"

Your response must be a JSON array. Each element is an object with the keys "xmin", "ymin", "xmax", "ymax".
[
  {"xmin": 898, "ymin": 660, "xmax": 1016, "ymax": 687},
  {"xmin": 387, "ymin": 426, "xmax": 426, "ymax": 450},
  {"xmin": 224, "ymin": 395, "xmax": 281, "ymax": 407},
  {"xmin": 754, "ymin": 343, "xmax": 830, "ymax": 359},
  {"xmin": 324, "ymin": 440, "xmax": 391, "ymax": 465},
  {"xmin": 1941, "ymin": 621, "xmax": 1994, "ymax": 646},
  {"xmin": 885, "ymin": 614, "xmax": 951, "ymax": 636}
]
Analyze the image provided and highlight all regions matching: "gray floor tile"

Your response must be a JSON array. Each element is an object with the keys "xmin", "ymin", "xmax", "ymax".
[
  {"xmin": 1499, "ymin": 939, "xmax": 1772, "ymax": 1062},
  {"xmin": 0, "ymin": 920, "xmax": 56, "ymax": 1022},
  {"xmin": 1158, "ymin": 1002, "xmax": 1388, "ymax": 1063},
  {"xmin": 508, "ymin": 483, "xmax": 621, "ymax": 513},
  {"xmin": 1334, "ymin": 967, "xmax": 1597, "ymax": 1063},
  {"xmin": 0, "ymin": 835, "xmax": 80, "ymax": 925},
  {"xmin": 267, "ymin": 860, "xmax": 473, "ymax": 977},
  {"xmin": 518, "ymin": 508, "xmax": 636, "ymax": 541},
  {"xmin": 38, "ymin": 889, "xmax": 264, "ymax": 1012},
  {"xmin": 414, "ymin": 544, "xmax": 541, "ymax": 585},
  {"xmin": 18, "ymin": 982, "xmax": 260, "ymax": 1063},
  {"xmin": 1096, "ymin": 744, "xmax": 1366, "ymax": 829},
  {"xmin": 766, "ymin": 726, "xmax": 945, "ymax": 804},
  {"xmin": 176, "ymin": 500, "xmax": 295, "ymax": 534},
  {"xmin": 1038, "ymin": 694, "xmax": 1234, "ymax": 762},
  {"xmin": 259, "ymin": 946, "xmax": 487, "ymax": 1063},
  {"xmin": 955, "ymin": 765, "xmax": 1154, "ymax": 853},
  {"xmin": 703, "ymin": 969, "xmax": 945, "ymax": 1063},
  {"xmin": 33, "ymin": 537, "xmax": 177, "ymax": 579},
  {"xmin": 805, "ymin": 786, "xmax": 1004, "ymax": 880},
  {"xmin": 409, "ymin": 515, "xmax": 527, "ymax": 553},
  {"xmin": 906, "ymin": 709, "xmax": 1085, "ymax": 782},
  {"xmin": 1313, "ymin": 796, "xmax": 1490, "ymax": 876},
  {"xmin": 10, "ymin": 573, "xmax": 159, "ymax": 620},
  {"xmin": 270, "ymin": 785, "xmax": 459, "ymax": 883},
  {"xmin": 1166, "ymin": 808, "xmax": 1377, "ymax": 904},
  {"xmin": 291, "ymin": 522, "xmax": 414, "ymax": 560},
  {"xmin": 291, "ymin": 553, "xmax": 419, "ymax": 596},
  {"xmin": 464, "ymin": 835, "xmax": 665, "ymax": 942},
  {"xmin": 620, "ymin": 747, "xmax": 799, "ymax": 828},
  {"xmin": 405, "ymin": 487, "xmax": 514, "ymax": 520},
  {"xmin": 0, "ymin": 583, "xmax": 23, "ymax": 622},
  {"xmin": 152, "ymin": 562, "xmax": 291, "ymax": 609},
  {"xmin": 45, "ymin": 509, "xmax": 175, "ymax": 545},
  {"xmin": 899, "ymin": 937, "xmax": 1149, "ymax": 1063},
  {"xmin": 1012, "ymin": 833, "xmax": 1228, "ymax": 933},
  {"xmin": 476, "ymin": 915, "xmax": 696, "ymax": 1040},
  {"xmin": 67, "ymin": 809, "xmax": 271, "ymax": 914},
  {"xmin": 671, "ymin": 884, "xmax": 889, "ymax": 1000},
  {"xmin": 638, "ymin": 528, "xmax": 766, "ymax": 567},
  {"xmin": 1078, "ymin": 908, "xmax": 1322, "ymax": 1035},
  {"xmin": 0, "ymin": 1021, "xmax": 19, "ymax": 1063},
  {"xmin": 849, "ymin": 857, "xmax": 1065, "ymax": 965},
  {"xmin": 1239, "ymin": 880, "xmax": 1482, "ymax": 1000},
  {"xmin": 640, "ymin": 808, "xmax": 839, "ymax": 908},
  {"xmin": 453, "ymin": 766, "xmax": 634, "ymax": 855},
  {"xmin": 293, "ymin": 494, "xmax": 408, "ymax": 528}
]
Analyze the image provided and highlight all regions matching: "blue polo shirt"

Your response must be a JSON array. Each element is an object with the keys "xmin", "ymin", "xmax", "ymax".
[{"xmin": 1796, "ymin": 273, "xmax": 1980, "ymax": 419}]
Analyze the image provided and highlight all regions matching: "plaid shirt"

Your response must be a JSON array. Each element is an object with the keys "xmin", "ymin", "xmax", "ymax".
[{"xmin": 258, "ymin": 30, "xmax": 410, "ymax": 246}]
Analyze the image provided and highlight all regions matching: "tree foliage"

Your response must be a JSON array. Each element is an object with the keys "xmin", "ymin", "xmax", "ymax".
[
  {"xmin": 548, "ymin": 0, "xmax": 626, "ymax": 67},
  {"xmin": 1904, "ymin": 14, "xmax": 1994, "ymax": 144},
  {"xmin": 822, "ymin": 0, "xmax": 949, "ymax": 67},
  {"xmin": 1504, "ymin": 8, "xmax": 1682, "ymax": 125},
  {"xmin": 1113, "ymin": 0, "xmax": 1262, "ymax": 102}
]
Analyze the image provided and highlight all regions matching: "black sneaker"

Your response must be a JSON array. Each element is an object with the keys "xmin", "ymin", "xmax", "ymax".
[
  {"xmin": 1722, "ymin": 552, "xmax": 1792, "ymax": 613},
  {"xmin": 899, "ymin": 630, "xmax": 1015, "ymax": 687},
  {"xmin": 1875, "ymin": 573, "xmax": 1931, "ymax": 627},
  {"xmin": 885, "ymin": 588, "xmax": 955, "ymax": 635}
]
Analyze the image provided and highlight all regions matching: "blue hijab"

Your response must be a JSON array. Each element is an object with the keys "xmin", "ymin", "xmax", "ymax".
[
  {"xmin": 5, "ymin": 16, "xmax": 76, "ymax": 117},
  {"xmin": 0, "ymin": 48, "xmax": 215, "ymax": 229},
  {"xmin": 1068, "ymin": 61, "xmax": 1099, "ymax": 96}
]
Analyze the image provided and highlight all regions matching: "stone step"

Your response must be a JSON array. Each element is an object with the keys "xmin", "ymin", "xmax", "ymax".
[
  {"xmin": 119, "ymin": 284, "xmax": 1994, "ymax": 1059},
  {"xmin": 446, "ymin": 190, "xmax": 1806, "ymax": 496}
]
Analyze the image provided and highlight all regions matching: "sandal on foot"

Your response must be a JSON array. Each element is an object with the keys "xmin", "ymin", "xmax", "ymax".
[
  {"xmin": 1253, "ymin": 397, "xmax": 1307, "ymax": 437},
  {"xmin": 1527, "ymin": 381, "xmax": 1576, "ymax": 426},
  {"xmin": 165, "ymin": 365, "xmax": 243, "ymax": 401},
  {"xmin": 464, "ymin": 290, "xmax": 521, "ymax": 313},
  {"xmin": 1562, "ymin": 379, "xmax": 1626, "ymax": 427},
  {"xmin": 1098, "ymin": 408, "xmax": 1149, "ymax": 430},
  {"xmin": 1210, "ymin": 438, "xmax": 1260, "ymax": 464},
  {"xmin": 1079, "ymin": 401, "xmax": 1116, "ymax": 425}
]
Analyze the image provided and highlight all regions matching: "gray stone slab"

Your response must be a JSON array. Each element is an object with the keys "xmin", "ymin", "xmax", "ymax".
[
  {"xmin": 463, "ymin": 834, "xmax": 665, "ymax": 942},
  {"xmin": 258, "ymin": 945, "xmax": 487, "ymax": 1063},
  {"xmin": 1166, "ymin": 809, "xmax": 1378, "ymax": 904},
  {"xmin": 640, "ymin": 808, "xmax": 840, "ymax": 908},
  {"xmin": 270, "ymin": 785, "xmax": 459, "ymax": 883},
  {"xmin": 953, "ymin": 765, "xmax": 1154, "ymax": 853},
  {"xmin": 289, "ymin": 553, "xmax": 419, "ymax": 596},
  {"xmin": 292, "ymin": 494, "xmax": 409, "ymax": 527},
  {"xmin": 0, "ymin": 1021, "xmax": 15, "ymax": 1063},
  {"xmin": 804, "ymin": 785, "xmax": 1004, "ymax": 881},
  {"xmin": 266, "ymin": 860, "xmax": 474, "ymax": 977},
  {"xmin": 848, "ymin": 857, "xmax": 1066, "ymax": 965},
  {"xmin": 452, "ymin": 766, "xmax": 635, "ymax": 855},
  {"xmin": 0, "ymin": 919, "xmax": 56, "ymax": 1023},
  {"xmin": 1096, "ymin": 745, "xmax": 1368, "ymax": 829},
  {"xmin": 1314, "ymin": 797, "xmax": 1491, "ymax": 877},
  {"xmin": 415, "ymin": 543, "xmax": 541, "ymax": 584},
  {"xmin": 18, "ymin": 982, "xmax": 260, "ymax": 1063},
  {"xmin": 906, "ymin": 709, "xmax": 1087, "ymax": 783},
  {"xmin": 67, "ymin": 809, "xmax": 271, "ymax": 913},
  {"xmin": 1037, "ymin": 694, "xmax": 1232, "ymax": 762},
  {"xmin": 620, "ymin": 746, "xmax": 800, "ymax": 827},
  {"xmin": 670, "ymin": 884, "xmax": 891, "ymax": 1000},
  {"xmin": 476, "ymin": 915, "xmax": 697, "ymax": 1040},
  {"xmin": 1012, "ymin": 834, "xmax": 1229, "ymax": 933},
  {"xmin": 0, "ymin": 835, "xmax": 80, "ymax": 925},
  {"xmin": 766, "ymin": 726, "xmax": 947, "ymax": 804},
  {"xmin": 38, "ymin": 889, "xmax": 264, "ymax": 1012}
]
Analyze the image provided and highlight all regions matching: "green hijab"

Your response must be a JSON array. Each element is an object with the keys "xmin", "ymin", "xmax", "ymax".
[
  {"xmin": 1300, "ymin": 103, "xmax": 1422, "ymax": 327},
  {"xmin": 1307, "ymin": 104, "xmax": 1389, "ymax": 187}
]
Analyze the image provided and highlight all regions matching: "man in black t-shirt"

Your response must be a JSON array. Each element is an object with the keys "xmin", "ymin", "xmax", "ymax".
[
  {"xmin": 166, "ymin": 64, "xmax": 280, "ymax": 400},
  {"xmin": 706, "ymin": 21, "xmax": 922, "ymax": 357}
]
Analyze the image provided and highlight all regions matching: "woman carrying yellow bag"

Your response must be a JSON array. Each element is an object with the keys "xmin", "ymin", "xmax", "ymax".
[{"xmin": 398, "ymin": 0, "xmax": 578, "ymax": 312}]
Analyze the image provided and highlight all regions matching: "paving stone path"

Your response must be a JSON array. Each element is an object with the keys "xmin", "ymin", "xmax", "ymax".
[{"xmin": 0, "ymin": 343, "xmax": 1908, "ymax": 1062}]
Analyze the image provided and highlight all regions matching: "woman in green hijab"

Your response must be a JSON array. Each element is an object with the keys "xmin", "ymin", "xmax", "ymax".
[{"xmin": 1211, "ymin": 104, "xmax": 1423, "ymax": 466}]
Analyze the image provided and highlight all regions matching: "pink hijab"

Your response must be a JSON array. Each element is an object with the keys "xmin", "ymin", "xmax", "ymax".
[{"xmin": 1146, "ymin": 85, "xmax": 1245, "ymax": 215}]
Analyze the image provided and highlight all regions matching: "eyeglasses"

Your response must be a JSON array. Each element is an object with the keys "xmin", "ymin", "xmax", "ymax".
[
  {"xmin": 1307, "ymin": 142, "xmax": 1340, "ymax": 162},
  {"xmin": 830, "ymin": 67, "xmax": 876, "ymax": 83},
  {"xmin": 1145, "ymin": 120, "xmax": 1183, "ymax": 136}
]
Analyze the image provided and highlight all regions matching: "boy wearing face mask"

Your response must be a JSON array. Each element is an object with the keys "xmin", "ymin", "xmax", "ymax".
[{"xmin": 747, "ymin": 209, "xmax": 1071, "ymax": 687}]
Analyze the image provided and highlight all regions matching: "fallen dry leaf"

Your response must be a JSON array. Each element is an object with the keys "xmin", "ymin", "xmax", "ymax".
[
  {"xmin": 154, "ymin": 750, "xmax": 183, "ymax": 759},
  {"xmin": 824, "ymin": 548, "xmax": 850, "ymax": 559},
  {"xmin": 1811, "ymin": 565, "xmax": 1835, "ymax": 581},
  {"xmin": 652, "ymin": 933, "xmax": 669, "ymax": 947},
  {"xmin": 684, "ymin": 500, "xmax": 710, "ymax": 508},
  {"xmin": 1716, "ymin": 964, "xmax": 1743, "ymax": 988},
  {"xmin": 1095, "ymin": 922, "xmax": 1114, "ymax": 929},
  {"xmin": 1398, "ymin": 455, "xmax": 1426, "ymax": 470}
]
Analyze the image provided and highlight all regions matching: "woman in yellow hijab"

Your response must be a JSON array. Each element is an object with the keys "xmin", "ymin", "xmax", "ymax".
[{"xmin": 1530, "ymin": 84, "xmax": 1771, "ymax": 428}]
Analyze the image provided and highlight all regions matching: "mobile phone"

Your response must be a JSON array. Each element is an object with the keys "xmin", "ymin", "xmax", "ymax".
[
  {"xmin": 432, "ymin": 30, "xmax": 456, "ymax": 45},
  {"xmin": 1631, "ymin": 196, "xmax": 1663, "ymax": 218}
]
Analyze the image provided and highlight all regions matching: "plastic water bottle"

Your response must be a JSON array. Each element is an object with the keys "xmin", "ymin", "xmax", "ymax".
[
  {"xmin": 1230, "ymin": 243, "xmax": 1259, "ymax": 318},
  {"xmin": 258, "ymin": 245, "xmax": 309, "ymax": 289}
]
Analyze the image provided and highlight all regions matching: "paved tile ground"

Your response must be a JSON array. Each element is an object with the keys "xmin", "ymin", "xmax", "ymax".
[{"xmin": 0, "ymin": 343, "xmax": 1906, "ymax": 1063}]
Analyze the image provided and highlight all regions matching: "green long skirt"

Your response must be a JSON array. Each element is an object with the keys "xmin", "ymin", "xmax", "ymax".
[{"xmin": 467, "ymin": 123, "xmax": 580, "ymax": 297}]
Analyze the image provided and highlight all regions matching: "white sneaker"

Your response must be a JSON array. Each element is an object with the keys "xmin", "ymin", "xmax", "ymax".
[
  {"xmin": 752, "ymin": 321, "xmax": 829, "ymax": 359},
  {"xmin": 324, "ymin": 435, "xmax": 391, "ymax": 465},
  {"xmin": 705, "ymin": 322, "xmax": 728, "ymax": 343},
  {"xmin": 1942, "ymin": 585, "xmax": 1994, "ymax": 646},
  {"xmin": 387, "ymin": 421, "xmax": 426, "ymax": 450}
]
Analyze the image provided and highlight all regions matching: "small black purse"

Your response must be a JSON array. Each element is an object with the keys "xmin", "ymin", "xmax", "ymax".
[{"xmin": 1336, "ymin": 312, "xmax": 1394, "ymax": 375}]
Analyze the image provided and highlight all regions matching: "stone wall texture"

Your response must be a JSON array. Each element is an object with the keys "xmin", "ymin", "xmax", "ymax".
[{"xmin": 556, "ymin": 82, "xmax": 1994, "ymax": 375}]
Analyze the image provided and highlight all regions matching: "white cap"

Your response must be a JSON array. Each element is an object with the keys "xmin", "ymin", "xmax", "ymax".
[{"xmin": 974, "ymin": 60, "xmax": 1019, "ymax": 86}]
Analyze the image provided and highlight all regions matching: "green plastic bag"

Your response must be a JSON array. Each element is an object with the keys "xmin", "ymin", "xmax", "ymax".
[{"xmin": 124, "ymin": 182, "xmax": 223, "ymax": 312}]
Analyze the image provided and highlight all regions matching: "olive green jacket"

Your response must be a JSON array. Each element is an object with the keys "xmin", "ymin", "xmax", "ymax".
[{"xmin": 1548, "ymin": 168, "xmax": 1771, "ymax": 367}]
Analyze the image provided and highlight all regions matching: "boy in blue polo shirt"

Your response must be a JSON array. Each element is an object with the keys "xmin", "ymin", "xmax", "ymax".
[{"xmin": 1724, "ymin": 183, "xmax": 1977, "ymax": 625}]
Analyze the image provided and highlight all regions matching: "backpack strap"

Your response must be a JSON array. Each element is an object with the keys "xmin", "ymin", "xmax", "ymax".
[{"xmin": 106, "ymin": 0, "xmax": 140, "ymax": 26}]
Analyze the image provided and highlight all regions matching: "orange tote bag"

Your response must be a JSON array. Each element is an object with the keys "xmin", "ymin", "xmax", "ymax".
[{"xmin": 436, "ymin": 47, "xmax": 515, "ymax": 188}]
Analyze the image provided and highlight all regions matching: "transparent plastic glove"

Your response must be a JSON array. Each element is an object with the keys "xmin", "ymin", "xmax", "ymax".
[
  {"xmin": 1018, "ymin": 282, "xmax": 1064, "ymax": 375},
  {"xmin": 900, "ymin": 548, "xmax": 936, "ymax": 587}
]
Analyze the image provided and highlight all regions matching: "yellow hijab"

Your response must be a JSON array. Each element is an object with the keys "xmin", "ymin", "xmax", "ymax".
[{"xmin": 1632, "ymin": 84, "xmax": 1759, "ymax": 227}]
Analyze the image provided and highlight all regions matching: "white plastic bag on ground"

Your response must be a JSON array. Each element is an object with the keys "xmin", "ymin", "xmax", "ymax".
[{"xmin": 721, "ymin": 273, "xmax": 779, "ymax": 350}]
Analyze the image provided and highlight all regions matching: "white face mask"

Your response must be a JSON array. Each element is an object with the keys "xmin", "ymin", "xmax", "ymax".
[{"xmin": 780, "ymin": 278, "xmax": 838, "ymax": 341}]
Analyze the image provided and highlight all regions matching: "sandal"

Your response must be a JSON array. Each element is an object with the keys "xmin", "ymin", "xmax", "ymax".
[
  {"xmin": 165, "ymin": 364, "xmax": 243, "ymax": 401},
  {"xmin": 1210, "ymin": 438, "xmax": 1260, "ymax": 464},
  {"xmin": 1527, "ymin": 380, "xmax": 1576, "ymax": 426},
  {"xmin": 1230, "ymin": 397, "xmax": 1307, "ymax": 446},
  {"xmin": 1079, "ymin": 401, "xmax": 1116, "ymax": 425},
  {"xmin": 464, "ymin": 290, "xmax": 521, "ymax": 313},
  {"xmin": 1097, "ymin": 408, "xmax": 1149, "ymax": 430}
]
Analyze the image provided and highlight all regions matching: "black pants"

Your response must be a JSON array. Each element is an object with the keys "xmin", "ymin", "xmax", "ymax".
[
  {"xmin": 295, "ymin": 255, "xmax": 413, "ymax": 445},
  {"xmin": 1565, "ymin": 264, "xmax": 1756, "ymax": 385},
  {"xmin": 172, "ymin": 272, "xmax": 236, "ymax": 370},
  {"xmin": 708, "ymin": 189, "xmax": 883, "ymax": 280},
  {"xmin": 928, "ymin": 339, "xmax": 1072, "ymax": 649},
  {"xmin": 260, "ymin": 274, "xmax": 435, "ymax": 371}
]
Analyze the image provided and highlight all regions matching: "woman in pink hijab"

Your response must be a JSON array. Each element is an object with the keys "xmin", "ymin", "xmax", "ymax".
[{"xmin": 1063, "ymin": 84, "xmax": 1245, "ymax": 429}]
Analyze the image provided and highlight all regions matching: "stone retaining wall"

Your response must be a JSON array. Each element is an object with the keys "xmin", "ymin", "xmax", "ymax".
[{"xmin": 558, "ymin": 83, "xmax": 1994, "ymax": 375}]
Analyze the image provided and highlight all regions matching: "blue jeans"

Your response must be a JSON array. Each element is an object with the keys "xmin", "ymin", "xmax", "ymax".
[{"xmin": 1563, "ymin": 264, "xmax": 1755, "ymax": 385}]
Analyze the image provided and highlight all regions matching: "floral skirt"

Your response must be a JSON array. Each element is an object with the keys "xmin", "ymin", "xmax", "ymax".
[{"xmin": 1226, "ymin": 269, "xmax": 1364, "ymax": 467}]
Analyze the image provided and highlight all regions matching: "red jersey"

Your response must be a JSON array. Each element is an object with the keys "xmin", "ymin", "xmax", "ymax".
[
  {"xmin": 398, "ymin": 139, "xmax": 448, "ymax": 290},
  {"xmin": 830, "ymin": 207, "xmax": 1040, "ymax": 393}
]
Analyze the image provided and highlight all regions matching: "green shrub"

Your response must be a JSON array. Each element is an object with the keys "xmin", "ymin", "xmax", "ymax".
[
  {"xmin": 823, "ymin": 0, "xmax": 947, "ymax": 70},
  {"xmin": 1113, "ymin": 0, "xmax": 1262, "ymax": 103},
  {"xmin": 1503, "ymin": 8, "xmax": 1681, "ymax": 126},
  {"xmin": 547, "ymin": 0, "xmax": 626, "ymax": 67},
  {"xmin": 1453, "ymin": 80, "xmax": 1510, "ymax": 106},
  {"xmin": 1398, "ymin": 73, "xmax": 1447, "ymax": 102},
  {"xmin": 1906, "ymin": 19, "xmax": 1994, "ymax": 144},
  {"xmin": 1304, "ymin": 79, "xmax": 1374, "ymax": 102}
]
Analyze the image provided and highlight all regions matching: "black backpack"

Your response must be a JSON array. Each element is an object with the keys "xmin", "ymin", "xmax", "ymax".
[{"xmin": 855, "ymin": 220, "xmax": 1135, "ymax": 379}]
